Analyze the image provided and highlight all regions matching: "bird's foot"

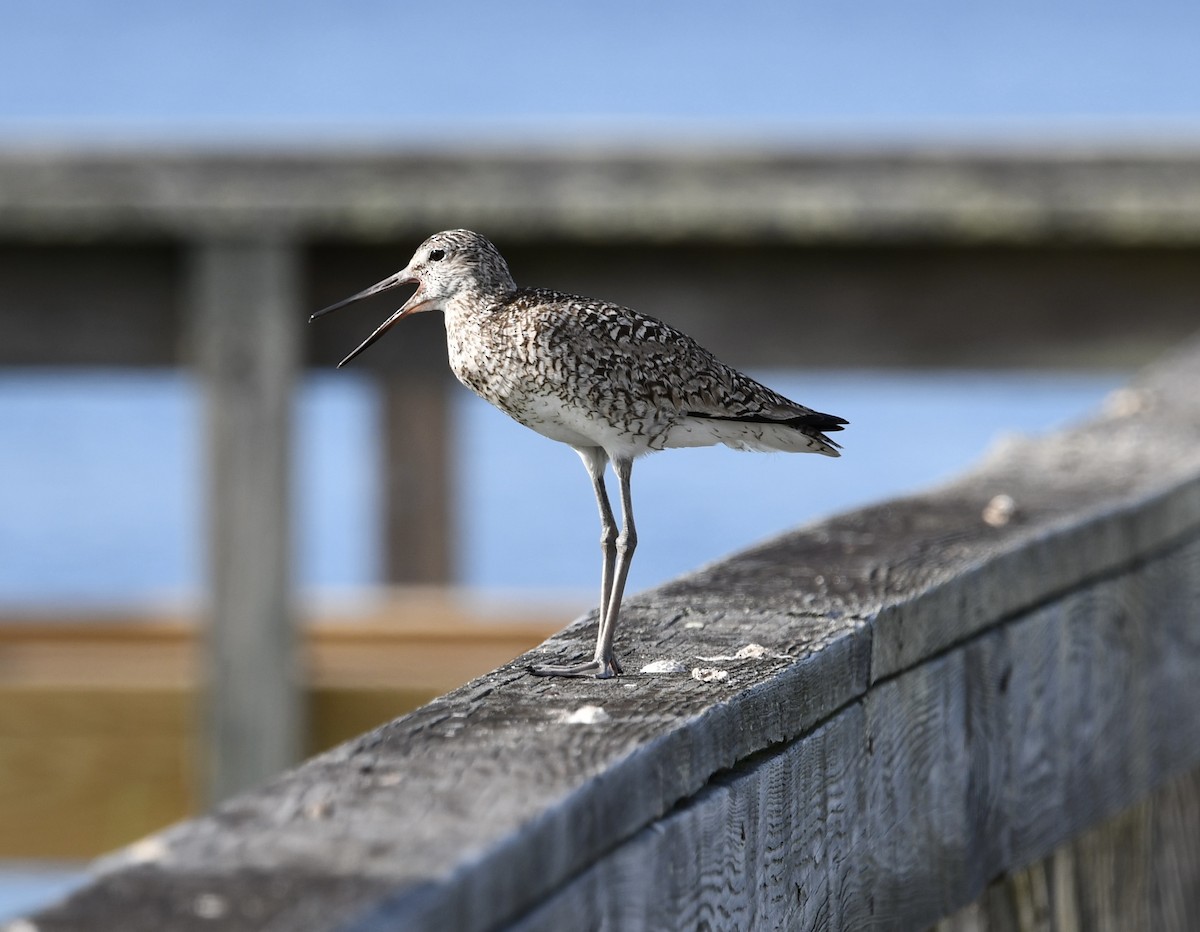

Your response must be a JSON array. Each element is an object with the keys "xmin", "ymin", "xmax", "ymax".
[{"xmin": 530, "ymin": 654, "xmax": 623, "ymax": 679}]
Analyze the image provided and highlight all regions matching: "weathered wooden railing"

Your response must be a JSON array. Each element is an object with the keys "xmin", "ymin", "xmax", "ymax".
[{"xmin": 19, "ymin": 335, "xmax": 1200, "ymax": 929}]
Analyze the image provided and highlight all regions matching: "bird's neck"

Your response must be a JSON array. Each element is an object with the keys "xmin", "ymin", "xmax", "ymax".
[{"xmin": 443, "ymin": 286, "xmax": 513, "ymax": 329}]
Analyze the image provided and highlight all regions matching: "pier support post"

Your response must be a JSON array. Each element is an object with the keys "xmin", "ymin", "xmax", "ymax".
[
  {"xmin": 191, "ymin": 237, "xmax": 304, "ymax": 804},
  {"xmin": 382, "ymin": 375, "xmax": 454, "ymax": 584}
]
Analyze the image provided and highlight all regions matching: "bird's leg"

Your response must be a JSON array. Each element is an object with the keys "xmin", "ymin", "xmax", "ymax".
[
  {"xmin": 581, "ymin": 447, "xmax": 619, "ymax": 637},
  {"xmin": 593, "ymin": 455, "xmax": 636, "ymax": 673},
  {"xmin": 531, "ymin": 449, "xmax": 630, "ymax": 679}
]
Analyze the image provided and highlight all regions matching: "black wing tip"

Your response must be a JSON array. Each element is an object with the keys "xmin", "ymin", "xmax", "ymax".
[
  {"xmin": 790, "ymin": 411, "xmax": 848, "ymax": 432},
  {"xmin": 687, "ymin": 409, "xmax": 848, "ymax": 432}
]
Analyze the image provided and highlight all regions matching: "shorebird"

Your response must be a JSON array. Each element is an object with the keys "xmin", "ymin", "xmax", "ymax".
[{"xmin": 311, "ymin": 230, "xmax": 846, "ymax": 679}]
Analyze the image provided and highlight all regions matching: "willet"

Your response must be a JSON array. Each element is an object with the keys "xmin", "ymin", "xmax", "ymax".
[{"xmin": 312, "ymin": 229, "xmax": 846, "ymax": 678}]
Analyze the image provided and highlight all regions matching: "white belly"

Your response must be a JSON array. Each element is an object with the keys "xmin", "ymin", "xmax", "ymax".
[{"xmin": 510, "ymin": 393, "xmax": 652, "ymax": 455}]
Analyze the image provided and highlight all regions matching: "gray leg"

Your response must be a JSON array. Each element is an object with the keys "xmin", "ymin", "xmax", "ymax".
[
  {"xmin": 531, "ymin": 449, "xmax": 631, "ymax": 679},
  {"xmin": 593, "ymin": 455, "xmax": 636, "ymax": 672},
  {"xmin": 579, "ymin": 446, "xmax": 618, "ymax": 630}
]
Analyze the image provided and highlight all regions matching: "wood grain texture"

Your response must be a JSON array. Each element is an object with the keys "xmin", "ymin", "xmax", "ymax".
[
  {"xmin": 24, "ymin": 337, "xmax": 1200, "ymax": 930},
  {"xmin": 937, "ymin": 767, "xmax": 1200, "ymax": 932}
]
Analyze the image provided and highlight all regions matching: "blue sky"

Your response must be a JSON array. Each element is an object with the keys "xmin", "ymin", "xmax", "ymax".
[{"xmin": 1, "ymin": 0, "xmax": 1198, "ymax": 137}]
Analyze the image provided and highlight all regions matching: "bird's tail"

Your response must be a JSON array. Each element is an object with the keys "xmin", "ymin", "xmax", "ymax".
[{"xmin": 674, "ymin": 409, "xmax": 847, "ymax": 456}]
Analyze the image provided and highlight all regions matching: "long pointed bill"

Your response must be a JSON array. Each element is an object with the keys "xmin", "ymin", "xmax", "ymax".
[
  {"xmin": 308, "ymin": 269, "xmax": 425, "ymax": 368},
  {"xmin": 309, "ymin": 269, "xmax": 413, "ymax": 322}
]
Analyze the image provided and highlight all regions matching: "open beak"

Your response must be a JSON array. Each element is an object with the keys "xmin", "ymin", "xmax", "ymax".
[{"xmin": 309, "ymin": 269, "xmax": 427, "ymax": 368}]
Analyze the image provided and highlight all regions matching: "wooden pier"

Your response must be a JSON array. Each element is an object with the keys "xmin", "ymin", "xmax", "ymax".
[{"xmin": 19, "ymin": 330, "xmax": 1200, "ymax": 930}]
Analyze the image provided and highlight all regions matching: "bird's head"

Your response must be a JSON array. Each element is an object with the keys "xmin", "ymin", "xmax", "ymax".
[{"xmin": 310, "ymin": 229, "xmax": 515, "ymax": 368}]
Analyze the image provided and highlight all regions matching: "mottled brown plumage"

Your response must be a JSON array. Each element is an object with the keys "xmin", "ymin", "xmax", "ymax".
[{"xmin": 312, "ymin": 230, "xmax": 846, "ymax": 678}]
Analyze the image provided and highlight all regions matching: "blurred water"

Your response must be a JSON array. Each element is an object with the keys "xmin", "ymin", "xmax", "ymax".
[
  {"xmin": 0, "ymin": 368, "xmax": 1124, "ymax": 606},
  {"xmin": 0, "ymin": 370, "xmax": 379, "ymax": 605}
]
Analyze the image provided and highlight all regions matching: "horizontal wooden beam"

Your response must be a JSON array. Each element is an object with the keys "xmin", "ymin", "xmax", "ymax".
[
  {"xmin": 23, "ymin": 327, "xmax": 1200, "ymax": 929},
  {"xmin": 2, "ymin": 146, "xmax": 1200, "ymax": 243},
  {"xmin": 2, "ymin": 238, "xmax": 1198, "ymax": 371},
  {"xmin": 0, "ymin": 599, "xmax": 574, "ymax": 692}
]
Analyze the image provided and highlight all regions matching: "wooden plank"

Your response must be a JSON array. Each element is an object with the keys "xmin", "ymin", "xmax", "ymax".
[
  {"xmin": 937, "ymin": 767, "xmax": 1200, "ymax": 931},
  {"xmin": 0, "ymin": 602, "xmax": 571, "ymax": 691},
  {"xmin": 22, "ymin": 338, "xmax": 1200, "ymax": 929},
  {"xmin": 4, "ymin": 148, "xmax": 1200, "ymax": 244},
  {"xmin": 507, "ymin": 707, "xmax": 870, "ymax": 931},
  {"xmin": 190, "ymin": 237, "xmax": 303, "ymax": 804}
]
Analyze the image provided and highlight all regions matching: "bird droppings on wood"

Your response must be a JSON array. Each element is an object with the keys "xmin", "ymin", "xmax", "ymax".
[
  {"xmin": 691, "ymin": 668, "xmax": 731, "ymax": 683},
  {"xmin": 695, "ymin": 643, "xmax": 786, "ymax": 663},
  {"xmin": 982, "ymin": 494, "xmax": 1018, "ymax": 527},
  {"xmin": 640, "ymin": 659, "xmax": 689, "ymax": 674}
]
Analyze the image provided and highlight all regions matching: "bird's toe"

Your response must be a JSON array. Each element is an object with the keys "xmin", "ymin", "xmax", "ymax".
[{"xmin": 529, "ymin": 657, "xmax": 622, "ymax": 679}]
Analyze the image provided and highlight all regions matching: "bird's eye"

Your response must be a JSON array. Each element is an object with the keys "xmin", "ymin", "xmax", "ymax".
[{"xmin": 428, "ymin": 249, "xmax": 446, "ymax": 261}]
